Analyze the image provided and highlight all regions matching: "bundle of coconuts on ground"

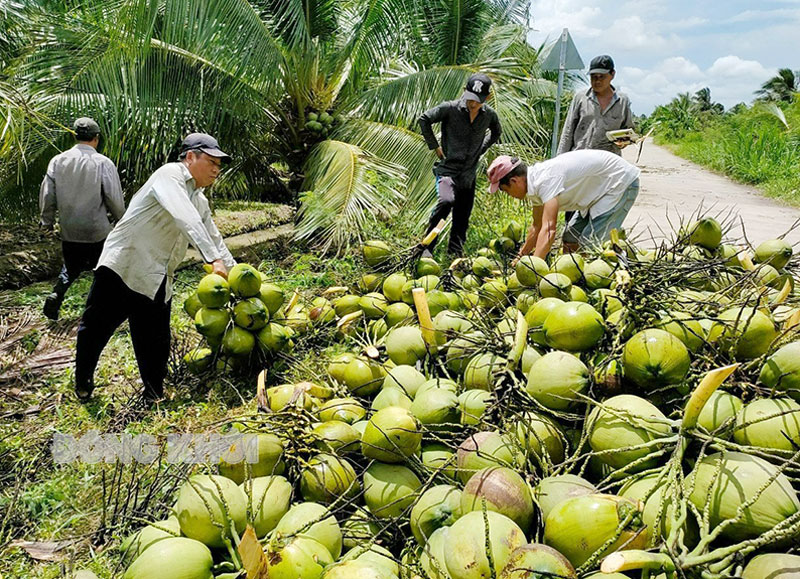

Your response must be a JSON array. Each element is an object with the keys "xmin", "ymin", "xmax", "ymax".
[{"xmin": 121, "ymin": 215, "xmax": 800, "ymax": 579}]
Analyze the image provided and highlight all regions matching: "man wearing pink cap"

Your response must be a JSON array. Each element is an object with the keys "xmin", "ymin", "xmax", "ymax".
[{"xmin": 487, "ymin": 150, "xmax": 640, "ymax": 260}]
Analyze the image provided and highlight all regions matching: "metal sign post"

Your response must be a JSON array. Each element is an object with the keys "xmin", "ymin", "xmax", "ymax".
[{"xmin": 540, "ymin": 29, "xmax": 584, "ymax": 158}]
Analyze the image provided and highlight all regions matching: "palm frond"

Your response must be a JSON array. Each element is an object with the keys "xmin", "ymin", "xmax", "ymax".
[{"xmin": 295, "ymin": 139, "xmax": 405, "ymax": 253}]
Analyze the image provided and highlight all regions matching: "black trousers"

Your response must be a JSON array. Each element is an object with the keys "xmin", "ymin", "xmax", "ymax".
[
  {"xmin": 75, "ymin": 266, "xmax": 171, "ymax": 398},
  {"xmin": 50, "ymin": 240, "xmax": 105, "ymax": 304},
  {"xmin": 425, "ymin": 175, "xmax": 476, "ymax": 255}
]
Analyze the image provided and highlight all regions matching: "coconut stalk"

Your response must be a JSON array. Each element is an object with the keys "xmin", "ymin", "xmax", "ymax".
[
  {"xmin": 412, "ymin": 288, "xmax": 437, "ymax": 347},
  {"xmin": 506, "ymin": 311, "xmax": 528, "ymax": 371}
]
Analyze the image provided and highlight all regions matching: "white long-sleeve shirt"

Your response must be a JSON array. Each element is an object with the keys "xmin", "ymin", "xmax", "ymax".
[
  {"xmin": 97, "ymin": 162, "xmax": 236, "ymax": 301},
  {"xmin": 39, "ymin": 144, "xmax": 125, "ymax": 242}
]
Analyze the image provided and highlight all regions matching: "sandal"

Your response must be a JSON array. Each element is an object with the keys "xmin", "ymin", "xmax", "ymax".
[{"xmin": 74, "ymin": 379, "xmax": 94, "ymax": 403}]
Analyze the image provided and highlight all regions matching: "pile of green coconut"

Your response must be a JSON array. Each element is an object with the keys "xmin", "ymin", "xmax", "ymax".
[{"xmin": 120, "ymin": 216, "xmax": 800, "ymax": 579}]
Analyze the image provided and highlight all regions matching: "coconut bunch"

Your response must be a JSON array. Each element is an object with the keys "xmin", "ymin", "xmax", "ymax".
[{"xmin": 123, "ymin": 215, "xmax": 800, "ymax": 579}]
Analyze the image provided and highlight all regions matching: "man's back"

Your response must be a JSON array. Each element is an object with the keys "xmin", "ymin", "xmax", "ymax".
[{"xmin": 41, "ymin": 144, "xmax": 124, "ymax": 242}]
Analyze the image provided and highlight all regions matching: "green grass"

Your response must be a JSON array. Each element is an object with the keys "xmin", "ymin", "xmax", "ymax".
[
  {"xmin": 656, "ymin": 100, "xmax": 800, "ymax": 206},
  {"xmin": 0, "ymin": 195, "xmax": 525, "ymax": 577}
]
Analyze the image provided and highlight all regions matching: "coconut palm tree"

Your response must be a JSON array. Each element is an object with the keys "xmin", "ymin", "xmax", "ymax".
[
  {"xmin": 1, "ymin": 0, "xmax": 555, "ymax": 252},
  {"xmin": 754, "ymin": 68, "xmax": 799, "ymax": 103},
  {"xmin": 691, "ymin": 87, "xmax": 723, "ymax": 114}
]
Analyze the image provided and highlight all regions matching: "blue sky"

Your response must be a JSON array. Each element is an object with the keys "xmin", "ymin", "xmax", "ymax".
[{"xmin": 527, "ymin": 0, "xmax": 800, "ymax": 114}]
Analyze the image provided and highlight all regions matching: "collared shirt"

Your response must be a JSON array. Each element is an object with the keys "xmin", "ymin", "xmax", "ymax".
[
  {"xmin": 557, "ymin": 87, "xmax": 634, "ymax": 156},
  {"xmin": 419, "ymin": 98, "xmax": 502, "ymax": 187},
  {"xmin": 97, "ymin": 162, "xmax": 235, "ymax": 301},
  {"xmin": 527, "ymin": 150, "xmax": 640, "ymax": 218},
  {"xmin": 39, "ymin": 144, "xmax": 125, "ymax": 242}
]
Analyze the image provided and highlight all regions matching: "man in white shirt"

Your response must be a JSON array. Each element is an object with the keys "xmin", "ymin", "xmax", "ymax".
[
  {"xmin": 39, "ymin": 118, "xmax": 125, "ymax": 320},
  {"xmin": 74, "ymin": 133, "xmax": 236, "ymax": 402},
  {"xmin": 487, "ymin": 150, "xmax": 640, "ymax": 260}
]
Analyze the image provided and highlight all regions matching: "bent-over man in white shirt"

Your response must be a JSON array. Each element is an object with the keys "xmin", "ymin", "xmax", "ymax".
[
  {"xmin": 74, "ymin": 133, "xmax": 236, "ymax": 402},
  {"xmin": 487, "ymin": 150, "xmax": 640, "ymax": 261},
  {"xmin": 40, "ymin": 117, "xmax": 125, "ymax": 320}
]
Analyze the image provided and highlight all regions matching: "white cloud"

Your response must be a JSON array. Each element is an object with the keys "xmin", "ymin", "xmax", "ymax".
[
  {"xmin": 707, "ymin": 55, "xmax": 772, "ymax": 79},
  {"xmin": 659, "ymin": 56, "xmax": 704, "ymax": 79},
  {"xmin": 604, "ymin": 16, "xmax": 669, "ymax": 50},
  {"xmin": 726, "ymin": 8, "xmax": 800, "ymax": 23}
]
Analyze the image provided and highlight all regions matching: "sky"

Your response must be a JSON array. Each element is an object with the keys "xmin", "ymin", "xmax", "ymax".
[{"xmin": 526, "ymin": 0, "xmax": 800, "ymax": 115}]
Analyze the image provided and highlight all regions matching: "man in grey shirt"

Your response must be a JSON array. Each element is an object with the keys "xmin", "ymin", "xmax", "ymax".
[
  {"xmin": 558, "ymin": 55, "xmax": 634, "ymax": 224},
  {"xmin": 40, "ymin": 118, "xmax": 125, "ymax": 320}
]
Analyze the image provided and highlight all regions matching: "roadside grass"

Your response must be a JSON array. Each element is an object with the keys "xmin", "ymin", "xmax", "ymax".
[
  {"xmin": 0, "ymin": 194, "xmax": 525, "ymax": 577},
  {"xmin": 656, "ymin": 101, "xmax": 800, "ymax": 207}
]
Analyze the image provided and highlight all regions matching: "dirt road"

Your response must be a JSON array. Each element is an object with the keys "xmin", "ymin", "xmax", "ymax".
[{"xmin": 621, "ymin": 140, "xmax": 800, "ymax": 247}]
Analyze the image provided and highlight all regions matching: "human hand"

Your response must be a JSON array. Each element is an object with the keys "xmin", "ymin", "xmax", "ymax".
[
  {"xmin": 511, "ymin": 255, "xmax": 521, "ymax": 268},
  {"xmin": 435, "ymin": 147, "xmax": 445, "ymax": 160},
  {"xmin": 211, "ymin": 259, "xmax": 229, "ymax": 279},
  {"xmin": 614, "ymin": 138, "xmax": 633, "ymax": 149}
]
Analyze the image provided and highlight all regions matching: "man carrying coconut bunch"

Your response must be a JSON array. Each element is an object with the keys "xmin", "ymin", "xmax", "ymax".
[
  {"xmin": 487, "ymin": 150, "xmax": 640, "ymax": 261},
  {"xmin": 74, "ymin": 133, "xmax": 236, "ymax": 403},
  {"xmin": 418, "ymin": 73, "xmax": 502, "ymax": 257}
]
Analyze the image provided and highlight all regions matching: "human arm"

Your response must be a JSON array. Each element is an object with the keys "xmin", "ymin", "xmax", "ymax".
[
  {"xmin": 101, "ymin": 159, "xmax": 126, "ymax": 221},
  {"xmin": 533, "ymin": 199, "xmax": 559, "ymax": 258},
  {"xmin": 39, "ymin": 161, "xmax": 57, "ymax": 230},
  {"xmin": 557, "ymin": 95, "xmax": 580, "ymax": 155},
  {"xmin": 480, "ymin": 110, "xmax": 502, "ymax": 155},
  {"xmin": 418, "ymin": 103, "xmax": 449, "ymax": 153},
  {"xmin": 198, "ymin": 194, "xmax": 237, "ymax": 274}
]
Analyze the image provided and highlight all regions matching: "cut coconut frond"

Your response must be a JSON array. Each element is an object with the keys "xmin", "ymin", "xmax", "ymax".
[{"xmin": 682, "ymin": 364, "xmax": 739, "ymax": 430}]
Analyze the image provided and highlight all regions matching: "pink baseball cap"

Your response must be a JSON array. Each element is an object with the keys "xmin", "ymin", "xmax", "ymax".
[{"xmin": 487, "ymin": 155, "xmax": 522, "ymax": 193}]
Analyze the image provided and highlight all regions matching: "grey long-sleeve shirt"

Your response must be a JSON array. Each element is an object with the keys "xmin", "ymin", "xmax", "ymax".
[
  {"xmin": 557, "ymin": 87, "xmax": 634, "ymax": 156},
  {"xmin": 419, "ymin": 98, "xmax": 502, "ymax": 188},
  {"xmin": 39, "ymin": 144, "xmax": 125, "ymax": 242},
  {"xmin": 97, "ymin": 162, "xmax": 235, "ymax": 301}
]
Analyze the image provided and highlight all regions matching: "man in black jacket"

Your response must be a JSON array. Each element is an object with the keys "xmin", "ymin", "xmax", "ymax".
[{"xmin": 419, "ymin": 73, "xmax": 502, "ymax": 256}]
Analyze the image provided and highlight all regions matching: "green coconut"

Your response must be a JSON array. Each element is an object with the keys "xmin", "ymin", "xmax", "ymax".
[
  {"xmin": 420, "ymin": 527, "xmax": 450, "ymax": 579},
  {"xmin": 221, "ymin": 326, "xmax": 255, "ymax": 357},
  {"xmin": 416, "ymin": 377, "xmax": 458, "ymax": 398},
  {"xmin": 696, "ymin": 389, "xmax": 743, "ymax": 432},
  {"xmin": 183, "ymin": 292, "xmax": 203, "ymax": 319},
  {"xmin": 371, "ymin": 386, "xmax": 412, "ymax": 411},
  {"xmin": 733, "ymin": 397, "xmax": 800, "ymax": 453},
  {"xmin": 197, "ymin": 273, "xmax": 230, "ymax": 308},
  {"xmin": 410, "ymin": 484, "xmax": 463, "ymax": 545},
  {"xmin": 309, "ymin": 297, "xmax": 336, "ymax": 324},
  {"xmin": 456, "ymin": 431, "xmax": 522, "ymax": 483},
  {"xmin": 709, "ymin": 307, "xmax": 777, "ymax": 360},
  {"xmin": 461, "ymin": 467, "xmax": 534, "ymax": 532},
  {"xmin": 363, "ymin": 462, "xmax": 422, "ymax": 519},
  {"xmin": 421, "ymin": 443, "xmax": 458, "ymax": 481},
  {"xmin": 340, "ymin": 544, "xmax": 399, "ymax": 576},
  {"xmin": 174, "ymin": 475, "xmax": 247, "ymax": 548},
  {"xmin": 655, "ymin": 311, "xmax": 706, "ymax": 353},
  {"xmin": 321, "ymin": 560, "xmax": 391, "ymax": 579},
  {"xmin": 274, "ymin": 502, "xmax": 342, "ymax": 559},
  {"xmin": 342, "ymin": 357, "xmax": 384, "ymax": 396},
  {"xmin": 333, "ymin": 294, "xmax": 362, "ymax": 317},
  {"xmin": 383, "ymin": 302, "xmax": 414, "ymax": 328},
  {"xmin": 443, "ymin": 511, "xmax": 526, "ymax": 579},
  {"xmin": 489, "ymin": 237, "xmax": 516, "ymax": 254},
  {"xmin": 417, "ymin": 257, "xmax": 443, "ymax": 277},
  {"xmin": 544, "ymin": 494, "xmax": 648, "ymax": 568},
  {"xmin": 520, "ymin": 346, "xmax": 542, "ymax": 375},
  {"xmin": 754, "ymin": 239, "xmax": 793, "ymax": 269},
  {"xmin": 539, "ymin": 273, "xmax": 572, "ymax": 300},
  {"xmin": 592, "ymin": 289, "xmax": 624, "ymax": 316},
  {"xmin": 259, "ymin": 283, "xmax": 284, "ymax": 315},
  {"xmin": 357, "ymin": 273, "xmax": 382, "ymax": 293},
  {"xmin": 411, "ymin": 388, "xmax": 460, "ymax": 432},
  {"xmin": 318, "ymin": 397, "xmax": 365, "ymax": 424},
  {"xmin": 499, "ymin": 543, "xmax": 577, "ymax": 579},
  {"xmin": 459, "ymin": 389, "xmax": 492, "ymax": 426},
  {"xmin": 446, "ymin": 333, "xmax": 485, "ymax": 374},
  {"xmin": 433, "ymin": 310, "xmax": 473, "ymax": 345},
  {"xmin": 382, "ymin": 273, "xmax": 408, "ymax": 302},
  {"xmin": 123, "ymin": 516, "xmax": 181, "ymax": 559},
  {"xmin": 361, "ymin": 406, "xmax": 422, "ymax": 462},
  {"xmin": 472, "ymin": 256, "xmax": 497, "ymax": 278},
  {"xmin": 232, "ymin": 298, "xmax": 268, "ymax": 330},
  {"xmin": 359, "ymin": 292, "xmax": 388, "ymax": 319},
  {"xmin": 623, "ymin": 328, "xmax": 691, "ymax": 387},
  {"xmin": 460, "ymin": 273, "xmax": 482, "ymax": 290},
  {"xmin": 300, "ymin": 453, "xmax": 360, "ymax": 504},
  {"xmin": 219, "ymin": 432, "xmax": 285, "ymax": 483},
  {"xmin": 362, "ymin": 240, "xmax": 392, "ymax": 268},
  {"xmin": 123, "ymin": 537, "xmax": 213, "ymax": 579},
  {"xmin": 312, "ymin": 420, "xmax": 361, "ymax": 453},
  {"xmin": 265, "ymin": 536, "xmax": 333, "ymax": 579},
  {"xmin": 240, "ymin": 475, "xmax": 292, "ymax": 538},
  {"xmin": 194, "ymin": 307, "xmax": 230, "ymax": 337},
  {"xmin": 689, "ymin": 217, "xmax": 722, "ymax": 249},
  {"xmin": 228, "ymin": 264, "xmax": 262, "ymax": 298},
  {"xmin": 526, "ymin": 351, "xmax": 589, "ymax": 410},
  {"xmin": 515, "ymin": 291, "xmax": 538, "ymax": 314},
  {"xmin": 587, "ymin": 394, "xmax": 672, "ymax": 472},
  {"xmin": 256, "ymin": 322, "xmax": 292, "ymax": 353},
  {"xmin": 463, "ymin": 352, "xmax": 504, "ymax": 391},
  {"xmin": 184, "ymin": 348, "xmax": 214, "ymax": 373},
  {"xmin": 584, "ymin": 259, "xmax": 614, "ymax": 289},
  {"xmin": 266, "ymin": 383, "xmax": 314, "ymax": 412},
  {"xmin": 688, "ymin": 451, "xmax": 800, "ymax": 541},
  {"xmin": 542, "ymin": 301, "xmax": 605, "ymax": 351},
  {"xmin": 552, "ymin": 254, "xmax": 585, "ymax": 283},
  {"xmin": 385, "ymin": 326, "xmax": 428, "ymax": 366},
  {"xmin": 515, "ymin": 256, "xmax": 549, "ymax": 287},
  {"xmin": 341, "ymin": 508, "xmax": 381, "ymax": 550},
  {"xmin": 514, "ymin": 412, "xmax": 566, "ymax": 465},
  {"xmin": 533, "ymin": 475, "xmax": 596, "ymax": 522},
  {"xmin": 742, "ymin": 553, "xmax": 800, "ymax": 579},
  {"xmin": 525, "ymin": 297, "xmax": 565, "ymax": 345},
  {"xmin": 760, "ymin": 341, "xmax": 800, "ymax": 398},
  {"xmin": 382, "ymin": 365, "xmax": 426, "ymax": 398},
  {"xmin": 479, "ymin": 280, "xmax": 508, "ymax": 309}
]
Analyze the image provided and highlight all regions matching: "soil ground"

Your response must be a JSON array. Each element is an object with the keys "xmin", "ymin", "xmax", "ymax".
[{"xmin": 621, "ymin": 140, "xmax": 800, "ymax": 247}]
